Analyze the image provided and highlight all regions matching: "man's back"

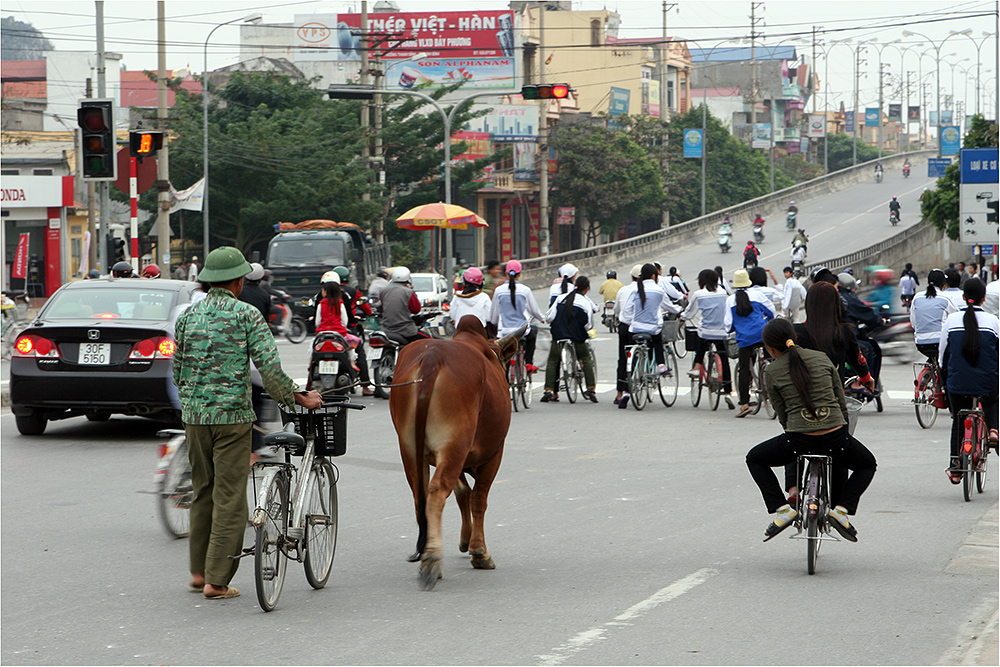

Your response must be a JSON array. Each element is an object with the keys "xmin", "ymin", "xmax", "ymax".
[
  {"xmin": 599, "ymin": 278, "xmax": 624, "ymax": 303},
  {"xmin": 238, "ymin": 282, "xmax": 272, "ymax": 322},
  {"xmin": 380, "ymin": 283, "xmax": 419, "ymax": 337}
]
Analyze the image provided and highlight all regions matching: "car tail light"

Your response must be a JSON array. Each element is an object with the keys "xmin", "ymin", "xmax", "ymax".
[
  {"xmin": 129, "ymin": 336, "xmax": 175, "ymax": 359},
  {"xmin": 13, "ymin": 334, "xmax": 61, "ymax": 358},
  {"xmin": 315, "ymin": 339, "xmax": 344, "ymax": 353}
]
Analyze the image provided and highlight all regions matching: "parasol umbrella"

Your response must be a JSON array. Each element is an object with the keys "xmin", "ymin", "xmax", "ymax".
[{"xmin": 395, "ymin": 202, "xmax": 489, "ymax": 231}]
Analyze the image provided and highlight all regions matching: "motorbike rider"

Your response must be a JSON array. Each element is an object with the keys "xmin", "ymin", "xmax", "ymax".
[
  {"xmin": 236, "ymin": 262, "xmax": 274, "ymax": 461},
  {"xmin": 874, "ymin": 162, "xmax": 884, "ymax": 180},
  {"xmin": 789, "ymin": 243, "xmax": 807, "ymax": 270},
  {"xmin": 889, "ymin": 196, "xmax": 901, "ymax": 221},
  {"xmin": 380, "ymin": 267, "xmax": 429, "ymax": 346},
  {"xmin": 368, "ymin": 266, "xmax": 391, "ymax": 303},
  {"xmin": 752, "ymin": 213, "xmax": 765, "ymax": 229},
  {"xmin": 719, "ymin": 217, "xmax": 733, "ymax": 237},
  {"xmin": 786, "ymin": 201, "xmax": 798, "ymax": 225},
  {"xmin": 743, "ymin": 240, "xmax": 760, "ymax": 268},
  {"xmin": 792, "ymin": 228, "xmax": 809, "ymax": 249},
  {"xmin": 867, "ymin": 269, "xmax": 895, "ymax": 313},
  {"xmin": 836, "ymin": 271, "xmax": 884, "ymax": 388},
  {"xmin": 599, "ymin": 270, "xmax": 624, "ymax": 303},
  {"xmin": 331, "ymin": 265, "xmax": 374, "ymax": 395},
  {"xmin": 902, "ymin": 158, "xmax": 911, "ymax": 175},
  {"xmin": 111, "ymin": 261, "xmax": 134, "ymax": 278}
]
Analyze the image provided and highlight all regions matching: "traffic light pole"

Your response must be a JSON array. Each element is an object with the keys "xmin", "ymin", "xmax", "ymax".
[
  {"xmin": 95, "ymin": 0, "xmax": 109, "ymax": 274},
  {"xmin": 130, "ymin": 156, "xmax": 139, "ymax": 270}
]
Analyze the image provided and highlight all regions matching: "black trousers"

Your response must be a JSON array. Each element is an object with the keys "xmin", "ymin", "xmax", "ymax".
[
  {"xmin": 617, "ymin": 326, "xmax": 633, "ymax": 392},
  {"xmin": 746, "ymin": 427, "xmax": 877, "ymax": 515},
  {"xmin": 521, "ymin": 327, "xmax": 538, "ymax": 366},
  {"xmin": 948, "ymin": 391, "xmax": 1000, "ymax": 458},
  {"xmin": 694, "ymin": 337, "xmax": 732, "ymax": 393},
  {"xmin": 736, "ymin": 343, "xmax": 761, "ymax": 405}
]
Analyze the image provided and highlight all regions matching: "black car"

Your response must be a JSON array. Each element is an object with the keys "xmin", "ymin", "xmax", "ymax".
[{"xmin": 10, "ymin": 278, "xmax": 202, "ymax": 435}]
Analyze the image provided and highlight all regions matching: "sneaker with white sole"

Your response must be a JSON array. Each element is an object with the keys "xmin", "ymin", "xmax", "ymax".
[
  {"xmin": 618, "ymin": 393, "xmax": 630, "ymax": 409},
  {"xmin": 826, "ymin": 506, "xmax": 858, "ymax": 542},
  {"xmin": 763, "ymin": 504, "xmax": 799, "ymax": 541}
]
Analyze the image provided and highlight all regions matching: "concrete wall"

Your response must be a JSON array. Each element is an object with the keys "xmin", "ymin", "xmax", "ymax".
[{"xmin": 517, "ymin": 150, "xmax": 935, "ymax": 288}]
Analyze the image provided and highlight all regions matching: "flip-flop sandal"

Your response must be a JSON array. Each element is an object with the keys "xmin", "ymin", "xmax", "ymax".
[
  {"xmin": 188, "ymin": 582, "xmax": 204, "ymax": 593},
  {"xmin": 735, "ymin": 406, "xmax": 753, "ymax": 418},
  {"xmin": 204, "ymin": 586, "xmax": 240, "ymax": 599}
]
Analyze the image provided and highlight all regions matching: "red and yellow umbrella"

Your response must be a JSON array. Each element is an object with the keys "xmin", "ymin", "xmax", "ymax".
[{"xmin": 395, "ymin": 202, "xmax": 488, "ymax": 231}]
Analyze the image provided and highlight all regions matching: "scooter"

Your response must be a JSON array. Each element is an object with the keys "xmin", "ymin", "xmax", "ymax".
[
  {"xmin": 752, "ymin": 222, "xmax": 765, "ymax": 244},
  {"xmin": 718, "ymin": 232, "xmax": 732, "ymax": 253},
  {"xmin": 308, "ymin": 331, "xmax": 357, "ymax": 395},
  {"xmin": 903, "ymin": 165, "xmax": 910, "ymax": 179},
  {"xmin": 786, "ymin": 211, "xmax": 796, "ymax": 230},
  {"xmin": 870, "ymin": 306, "xmax": 917, "ymax": 363},
  {"xmin": 269, "ymin": 294, "xmax": 309, "ymax": 343},
  {"xmin": 602, "ymin": 301, "xmax": 618, "ymax": 333},
  {"xmin": 889, "ymin": 211, "xmax": 900, "ymax": 226},
  {"xmin": 875, "ymin": 170, "xmax": 883, "ymax": 183},
  {"xmin": 368, "ymin": 311, "xmax": 440, "ymax": 400}
]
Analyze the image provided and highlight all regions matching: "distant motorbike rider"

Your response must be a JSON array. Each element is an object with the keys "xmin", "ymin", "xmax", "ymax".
[
  {"xmin": 380, "ymin": 267, "xmax": 428, "ymax": 346},
  {"xmin": 328, "ymin": 265, "xmax": 374, "ymax": 395},
  {"xmin": 787, "ymin": 201, "xmax": 798, "ymax": 218},
  {"xmin": 792, "ymin": 228, "xmax": 809, "ymax": 248},
  {"xmin": 719, "ymin": 218, "xmax": 733, "ymax": 237},
  {"xmin": 789, "ymin": 243, "xmax": 807, "ymax": 267},
  {"xmin": 889, "ymin": 196, "xmax": 901, "ymax": 220},
  {"xmin": 874, "ymin": 162, "xmax": 884, "ymax": 178},
  {"xmin": 743, "ymin": 240, "xmax": 760, "ymax": 268},
  {"xmin": 753, "ymin": 213, "xmax": 765, "ymax": 229},
  {"xmin": 368, "ymin": 266, "xmax": 391, "ymax": 302}
]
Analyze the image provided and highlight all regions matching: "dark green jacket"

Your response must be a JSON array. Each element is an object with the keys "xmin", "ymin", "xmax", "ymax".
[{"xmin": 764, "ymin": 347, "xmax": 848, "ymax": 433}]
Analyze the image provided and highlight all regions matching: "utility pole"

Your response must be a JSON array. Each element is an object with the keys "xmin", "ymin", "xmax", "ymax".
[
  {"xmin": 877, "ymin": 62, "xmax": 886, "ymax": 159},
  {"xmin": 905, "ymin": 70, "xmax": 912, "ymax": 152},
  {"xmin": 748, "ymin": 2, "xmax": 764, "ymax": 137},
  {"xmin": 373, "ymin": 48, "xmax": 384, "ymax": 245},
  {"xmin": 155, "ymin": 1, "xmax": 171, "ymax": 271},
  {"xmin": 660, "ymin": 2, "xmax": 676, "ymax": 228},
  {"xmin": 853, "ymin": 44, "xmax": 866, "ymax": 167},
  {"xmin": 538, "ymin": 1, "xmax": 549, "ymax": 256},
  {"xmin": 85, "ymin": 77, "xmax": 98, "ymax": 273},
  {"xmin": 95, "ymin": 0, "xmax": 109, "ymax": 272},
  {"xmin": 810, "ymin": 26, "xmax": 820, "ymax": 164},
  {"xmin": 360, "ymin": 1, "xmax": 371, "ymax": 212}
]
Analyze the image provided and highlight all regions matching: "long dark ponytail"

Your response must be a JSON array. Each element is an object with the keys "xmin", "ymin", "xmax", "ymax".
[
  {"xmin": 636, "ymin": 263, "xmax": 657, "ymax": 308},
  {"xmin": 961, "ymin": 278, "xmax": 986, "ymax": 365},
  {"xmin": 562, "ymin": 275, "xmax": 589, "ymax": 318},
  {"xmin": 735, "ymin": 289, "xmax": 753, "ymax": 317},
  {"xmin": 323, "ymin": 282, "xmax": 342, "ymax": 316},
  {"xmin": 561, "ymin": 275, "xmax": 573, "ymax": 294},
  {"xmin": 925, "ymin": 269, "xmax": 945, "ymax": 299},
  {"xmin": 508, "ymin": 270, "xmax": 518, "ymax": 308},
  {"xmin": 763, "ymin": 319, "xmax": 819, "ymax": 420}
]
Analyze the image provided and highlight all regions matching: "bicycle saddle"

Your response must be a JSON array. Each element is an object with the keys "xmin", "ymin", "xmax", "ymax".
[
  {"xmin": 633, "ymin": 333, "xmax": 653, "ymax": 342},
  {"xmin": 262, "ymin": 431, "xmax": 305, "ymax": 450}
]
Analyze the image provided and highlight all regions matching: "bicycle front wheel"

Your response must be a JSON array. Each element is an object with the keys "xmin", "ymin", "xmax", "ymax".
[
  {"xmin": 914, "ymin": 368, "xmax": 938, "ymax": 429},
  {"xmin": 509, "ymin": 359, "xmax": 520, "ymax": 413},
  {"xmin": 659, "ymin": 347, "xmax": 679, "ymax": 407},
  {"xmin": 760, "ymin": 360, "xmax": 776, "ymax": 419},
  {"xmin": 629, "ymin": 348, "xmax": 648, "ymax": 411},
  {"xmin": 672, "ymin": 334, "xmax": 688, "ymax": 359},
  {"xmin": 255, "ymin": 471, "xmax": 289, "ymax": 612},
  {"xmin": 157, "ymin": 439, "xmax": 191, "ymax": 539},
  {"xmin": 304, "ymin": 460, "xmax": 339, "ymax": 589},
  {"xmin": 807, "ymin": 513, "xmax": 819, "ymax": 575},
  {"xmin": 690, "ymin": 367, "xmax": 702, "ymax": 407},
  {"xmin": 562, "ymin": 344, "xmax": 578, "ymax": 404},
  {"xmin": 708, "ymin": 353, "xmax": 722, "ymax": 411}
]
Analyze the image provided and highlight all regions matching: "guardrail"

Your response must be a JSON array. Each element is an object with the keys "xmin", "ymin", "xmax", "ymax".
[{"xmin": 518, "ymin": 149, "xmax": 935, "ymax": 287}]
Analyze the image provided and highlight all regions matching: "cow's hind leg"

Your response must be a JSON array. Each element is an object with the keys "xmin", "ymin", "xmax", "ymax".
[
  {"xmin": 455, "ymin": 472, "xmax": 473, "ymax": 553},
  {"xmin": 467, "ymin": 455, "xmax": 503, "ymax": 570},
  {"xmin": 419, "ymin": 460, "xmax": 462, "ymax": 590}
]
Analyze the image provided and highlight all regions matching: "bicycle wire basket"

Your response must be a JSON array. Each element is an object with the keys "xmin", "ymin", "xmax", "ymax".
[
  {"xmin": 726, "ymin": 334, "xmax": 739, "ymax": 360},
  {"xmin": 280, "ymin": 401, "xmax": 349, "ymax": 457},
  {"xmin": 845, "ymin": 397, "xmax": 864, "ymax": 436},
  {"xmin": 662, "ymin": 312, "xmax": 680, "ymax": 342}
]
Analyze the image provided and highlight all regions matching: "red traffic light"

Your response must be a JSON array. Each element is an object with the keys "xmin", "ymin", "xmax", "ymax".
[
  {"xmin": 79, "ymin": 107, "xmax": 110, "ymax": 132},
  {"xmin": 521, "ymin": 83, "xmax": 571, "ymax": 100}
]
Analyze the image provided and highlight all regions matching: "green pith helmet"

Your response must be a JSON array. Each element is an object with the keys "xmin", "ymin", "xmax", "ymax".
[
  {"xmin": 333, "ymin": 266, "xmax": 350, "ymax": 281},
  {"xmin": 196, "ymin": 246, "xmax": 252, "ymax": 283}
]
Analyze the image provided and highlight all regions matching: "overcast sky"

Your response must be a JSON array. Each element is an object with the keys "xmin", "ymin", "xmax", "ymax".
[{"xmin": 6, "ymin": 0, "xmax": 998, "ymax": 115}]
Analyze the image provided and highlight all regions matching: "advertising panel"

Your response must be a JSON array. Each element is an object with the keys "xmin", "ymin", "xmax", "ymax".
[
  {"xmin": 845, "ymin": 111, "xmax": 855, "ymax": 133},
  {"xmin": 752, "ymin": 123, "xmax": 771, "ymax": 149},
  {"xmin": 927, "ymin": 158, "xmax": 952, "ymax": 178},
  {"xmin": 648, "ymin": 79, "xmax": 661, "ymax": 119},
  {"xmin": 941, "ymin": 126, "xmax": 961, "ymax": 156},
  {"xmin": 865, "ymin": 107, "xmax": 879, "ymax": 127},
  {"xmin": 930, "ymin": 111, "xmax": 938, "ymax": 127},
  {"xmin": 807, "ymin": 114, "xmax": 826, "ymax": 138},
  {"xmin": 888, "ymin": 104, "xmax": 902, "ymax": 122},
  {"xmin": 683, "ymin": 129, "xmax": 703, "ymax": 158},
  {"xmin": 463, "ymin": 104, "xmax": 538, "ymax": 142},
  {"xmin": 941, "ymin": 110, "xmax": 954, "ymax": 125},
  {"xmin": 609, "ymin": 87, "xmax": 630, "ymax": 116},
  {"xmin": 556, "ymin": 207, "xmax": 576, "ymax": 226},
  {"xmin": 296, "ymin": 10, "xmax": 515, "ymax": 89},
  {"xmin": 908, "ymin": 105, "xmax": 920, "ymax": 121}
]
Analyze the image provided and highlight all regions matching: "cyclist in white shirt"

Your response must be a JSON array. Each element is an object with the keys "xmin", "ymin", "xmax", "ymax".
[
  {"xmin": 613, "ymin": 265, "xmax": 643, "ymax": 407},
  {"xmin": 488, "ymin": 259, "xmax": 545, "ymax": 372},
  {"xmin": 681, "ymin": 268, "xmax": 734, "ymax": 408},
  {"xmin": 910, "ymin": 269, "xmax": 957, "ymax": 361},
  {"xmin": 449, "ymin": 267, "xmax": 492, "ymax": 328},
  {"xmin": 625, "ymin": 263, "xmax": 683, "ymax": 404}
]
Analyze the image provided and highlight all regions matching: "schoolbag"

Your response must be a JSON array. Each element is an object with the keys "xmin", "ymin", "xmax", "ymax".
[{"xmin": 744, "ymin": 246, "xmax": 756, "ymax": 260}]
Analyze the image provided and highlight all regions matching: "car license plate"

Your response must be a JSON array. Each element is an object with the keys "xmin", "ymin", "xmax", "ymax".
[
  {"xmin": 318, "ymin": 360, "xmax": 339, "ymax": 375},
  {"xmin": 79, "ymin": 342, "xmax": 111, "ymax": 365},
  {"xmin": 366, "ymin": 346, "xmax": 382, "ymax": 361}
]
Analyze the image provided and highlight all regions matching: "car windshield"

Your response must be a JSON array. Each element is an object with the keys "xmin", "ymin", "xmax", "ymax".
[
  {"xmin": 411, "ymin": 276, "xmax": 435, "ymax": 293},
  {"xmin": 43, "ymin": 286, "xmax": 179, "ymax": 321},
  {"xmin": 267, "ymin": 237, "xmax": 347, "ymax": 267}
]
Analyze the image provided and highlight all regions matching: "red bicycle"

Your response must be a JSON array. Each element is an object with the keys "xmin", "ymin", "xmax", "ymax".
[
  {"xmin": 912, "ymin": 359, "xmax": 946, "ymax": 429},
  {"xmin": 955, "ymin": 397, "xmax": 990, "ymax": 502}
]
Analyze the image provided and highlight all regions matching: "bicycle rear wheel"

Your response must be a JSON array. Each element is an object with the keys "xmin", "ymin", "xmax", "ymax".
[
  {"xmin": 659, "ymin": 347, "xmax": 679, "ymax": 407},
  {"xmin": 255, "ymin": 471, "xmax": 289, "ymax": 612},
  {"xmin": 304, "ymin": 460, "xmax": 338, "ymax": 589},
  {"xmin": 807, "ymin": 513, "xmax": 819, "ymax": 575},
  {"xmin": 976, "ymin": 441, "xmax": 988, "ymax": 493},
  {"xmin": 521, "ymin": 364, "xmax": 532, "ymax": 409},
  {"xmin": 562, "ymin": 344, "xmax": 579, "ymax": 404},
  {"xmin": 690, "ymin": 367, "xmax": 702, "ymax": 407},
  {"xmin": 509, "ymin": 359, "xmax": 520, "ymax": 413},
  {"xmin": 962, "ymin": 453, "xmax": 974, "ymax": 502},
  {"xmin": 915, "ymin": 368, "xmax": 938, "ymax": 429},
  {"xmin": 708, "ymin": 353, "xmax": 722, "ymax": 411},
  {"xmin": 286, "ymin": 317, "xmax": 308, "ymax": 344},
  {"xmin": 629, "ymin": 348, "xmax": 648, "ymax": 411},
  {"xmin": 805, "ymin": 465, "xmax": 821, "ymax": 575},
  {"xmin": 157, "ymin": 438, "xmax": 191, "ymax": 539}
]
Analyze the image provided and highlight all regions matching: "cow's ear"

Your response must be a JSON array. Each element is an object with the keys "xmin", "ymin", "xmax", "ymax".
[{"xmin": 495, "ymin": 324, "xmax": 528, "ymax": 364}]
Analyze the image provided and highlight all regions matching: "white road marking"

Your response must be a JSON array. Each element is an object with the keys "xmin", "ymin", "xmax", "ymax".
[{"xmin": 535, "ymin": 568, "xmax": 718, "ymax": 666}]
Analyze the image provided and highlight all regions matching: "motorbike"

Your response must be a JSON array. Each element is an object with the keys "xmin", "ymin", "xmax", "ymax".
[
  {"xmin": 889, "ymin": 210, "xmax": 900, "ymax": 226},
  {"xmin": 869, "ymin": 305, "xmax": 917, "ymax": 363},
  {"xmin": 602, "ymin": 301, "xmax": 618, "ymax": 333},
  {"xmin": 718, "ymin": 232, "xmax": 732, "ymax": 253},
  {"xmin": 786, "ymin": 211, "xmax": 796, "ymax": 230},
  {"xmin": 752, "ymin": 223, "xmax": 765, "ymax": 244},
  {"xmin": 875, "ymin": 170, "xmax": 883, "ymax": 183},
  {"xmin": 308, "ymin": 331, "xmax": 357, "ymax": 395},
  {"xmin": 368, "ymin": 311, "xmax": 441, "ymax": 400},
  {"xmin": 903, "ymin": 165, "xmax": 910, "ymax": 178},
  {"xmin": 269, "ymin": 294, "xmax": 309, "ymax": 343}
]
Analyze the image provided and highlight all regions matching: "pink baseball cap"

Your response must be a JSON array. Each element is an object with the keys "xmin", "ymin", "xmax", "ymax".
[
  {"xmin": 463, "ymin": 267, "xmax": 484, "ymax": 285},
  {"xmin": 505, "ymin": 259, "xmax": 522, "ymax": 275}
]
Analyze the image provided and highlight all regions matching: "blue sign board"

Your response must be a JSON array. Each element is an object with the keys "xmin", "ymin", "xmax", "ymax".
[
  {"xmin": 928, "ymin": 158, "xmax": 952, "ymax": 178},
  {"xmin": 865, "ymin": 107, "xmax": 879, "ymax": 127},
  {"xmin": 845, "ymin": 111, "xmax": 854, "ymax": 133},
  {"xmin": 960, "ymin": 148, "xmax": 1000, "ymax": 184},
  {"xmin": 683, "ymin": 129, "xmax": 703, "ymax": 158},
  {"xmin": 972, "ymin": 244, "xmax": 997, "ymax": 256},
  {"xmin": 609, "ymin": 87, "xmax": 630, "ymax": 117},
  {"xmin": 941, "ymin": 126, "xmax": 962, "ymax": 156}
]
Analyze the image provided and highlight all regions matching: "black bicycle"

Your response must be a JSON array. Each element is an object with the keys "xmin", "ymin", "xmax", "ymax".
[{"xmin": 789, "ymin": 454, "xmax": 842, "ymax": 574}]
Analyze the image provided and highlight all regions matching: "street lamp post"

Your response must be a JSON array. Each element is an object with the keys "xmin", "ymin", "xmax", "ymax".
[
  {"xmin": 810, "ymin": 38, "xmax": 852, "ymax": 173},
  {"xmin": 202, "ymin": 13, "xmax": 262, "ymax": 257},
  {"xmin": 949, "ymin": 30, "xmax": 997, "ymax": 116},
  {"xmin": 890, "ymin": 42, "xmax": 926, "ymax": 153},
  {"xmin": 871, "ymin": 39, "xmax": 900, "ymax": 159},
  {"xmin": 945, "ymin": 57, "xmax": 971, "ymax": 126},
  {"xmin": 903, "ymin": 28, "xmax": 972, "ymax": 156}
]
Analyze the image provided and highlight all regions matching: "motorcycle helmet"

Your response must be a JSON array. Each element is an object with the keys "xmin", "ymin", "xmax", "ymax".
[
  {"xmin": 321, "ymin": 270, "xmax": 341, "ymax": 285},
  {"xmin": 809, "ymin": 265, "xmax": 833, "ymax": 284},
  {"xmin": 141, "ymin": 264, "xmax": 161, "ymax": 279},
  {"xmin": 837, "ymin": 272, "xmax": 857, "ymax": 291},
  {"xmin": 111, "ymin": 261, "xmax": 134, "ymax": 278},
  {"xmin": 87, "ymin": 269, "xmax": 100, "ymax": 279},
  {"xmin": 246, "ymin": 263, "xmax": 265, "ymax": 281},
  {"xmin": 391, "ymin": 267, "xmax": 411, "ymax": 283},
  {"xmin": 871, "ymin": 268, "xmax": 895, "ymax": 285},
  {"xmin": 333, "ymin": 266, "xmax": 350, "ymax": 282},
  {"xmin": 892, "ymin": 196, "xmax": 898, "ymax": 200},
  {"xmin": 606, "ymin": 270, "xmax": 617, "ymax": 279},
  {"xmin": 377, "ymin": 266, "xmax": 390, "ymax": 280},
  {"xmin": 798, "ymin": 228, "xmax": 805, "ymax": 234},
  {"xmin": 789, "ymin": 201, "xmax": 796, "ymax": 206},
  {"xmin": 463, "ymin": 267, "xmax": 484, "ymax": 285},
  {"xmin": 844, "ymin": 267, "xmax": 854, "ymax": 275}
]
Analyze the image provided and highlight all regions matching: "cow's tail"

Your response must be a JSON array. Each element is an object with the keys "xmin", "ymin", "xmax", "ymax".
[{"xmin": 413, "ymin": 353, "xmax": 441, "ymax": 559}]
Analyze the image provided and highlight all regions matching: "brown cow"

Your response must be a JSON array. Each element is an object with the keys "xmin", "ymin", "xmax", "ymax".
[{"xmin": 389, "ymin": 315, "xmax": 524, "ymax": 590}]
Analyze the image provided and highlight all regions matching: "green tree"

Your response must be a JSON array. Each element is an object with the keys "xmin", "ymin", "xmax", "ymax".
[
  {"xmin": 920, "ymin": 114, "xmax": 999, "ymax": 240},
  {"xmin": 1, "ymin": 17, "xmax": 53, "ymax": 60},
  {"xmin": 823, "ymin": 132, "xmax": 880, "ymax": 173},
  {"xmin": 549, "ymin": 123, "xmax": 664, "ymax": 244}
]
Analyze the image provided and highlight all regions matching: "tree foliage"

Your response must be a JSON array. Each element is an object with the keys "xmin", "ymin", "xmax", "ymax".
[
  {"xmin": 1, "ymin": 17, "xmax": 53, "ymax": 60},
  {"xmin": 823, "ymin": 132, "xmax": 881, "ymax": 173},
  {"xmin": 921, "ymin": 114, "xmax": 999, "ymax": 240}
]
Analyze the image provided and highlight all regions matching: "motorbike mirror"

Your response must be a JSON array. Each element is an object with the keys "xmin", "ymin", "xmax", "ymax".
[{"xmin": 251, "ymin": 250, "xmax": 261, "ymax": 263}]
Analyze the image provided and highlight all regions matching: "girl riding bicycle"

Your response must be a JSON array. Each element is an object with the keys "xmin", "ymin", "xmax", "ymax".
[
  {"xmin": 488, "ymin": 259, "xmax": 545, "ymax": 373},
  {"xmin": 542, "ymin": 276, "xmax": 598, "ymax": 403},
  {"xmin": 725, "ymin": 268, "xmax": 775, "ymax": 417},
  {"xmin": 746, "ymin": 319, "xmax": 877, "ymax": 543},
  {"xmin": 625, "ymin": 263, "xmax": 683, "ymax": 377},
  {"xmin": 911, "ymin": 269, "xmax": 957, "ymax": 363},
  {"xmin": 939, "ymin": 278, "xmax": 1000, "ymax": 482},
  {"xmin": 681, "ymin": 268, "xmax": 734, "ymax": 408}
]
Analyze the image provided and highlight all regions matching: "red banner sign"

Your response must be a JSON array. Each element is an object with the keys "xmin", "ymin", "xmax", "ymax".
[{"xmin": 12, "ymin": 233, "xmax": 29, "ymax": 279}]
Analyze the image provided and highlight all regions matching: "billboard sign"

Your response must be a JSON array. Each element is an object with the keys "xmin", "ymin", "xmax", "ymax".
[
  {"xmin": 845, "ymin": 111, "xmax": 854, "ymax": 133},
  {"xmin": 296, "ymin": 10, "xmax": 515, "ymax": 89},
  {"xmin": 683, "ymin": 129, "xmax": 703, "ymax": 158},
  {"xmin": 959, "ymin": 148, "xmax": 1000, "ymax": 243},
  {"xmin": 908, "ymin": 105, "xmax": 920, "ymax": 121},
  {"xmin": 463, "ymin": 103, "xmax": 539, "ymax": 142},
  {"xmin": 807, "ymin": 114, "xmax": 826, "ymax": 138},
  {"xmin": 888, "ymin": 103, "xmax": 902, "ymax": 122},
  {"xmin": 865, "ymin": 107, "xmax": 879, "ymax": 127},
  {"xmin": 609, "ymin": 87, "xmax": 630, "ymax": 116},
  {"xmin": 927, "ymin": 158, "xmax": 952, "ymax": 178},
  {"xmin": 941, "ymin": 126, "xmax": 962, "ymax": 156},
  {"xmin": 648, "ymin": 79, "xmax": 660, "ymax": 118},
  {"xmin": 752, "ymin": 123, "xmax": 771, "ymax": 149}
]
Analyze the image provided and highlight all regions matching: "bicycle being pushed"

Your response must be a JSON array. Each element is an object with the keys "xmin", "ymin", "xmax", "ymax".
[
  {"xmin": 626, "ymin": 333, "xmax": 678, "ymax": 410},
  {"xmin": 740, "ymin": 342, "xmax": 777, "ymax": 419}
]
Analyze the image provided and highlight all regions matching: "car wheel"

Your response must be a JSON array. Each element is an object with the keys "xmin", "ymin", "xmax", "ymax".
[
  {"xmin": 15, "ymin": 411, "xmax": 47, "ymax": 436},
  {"xmin": 86, "ymin": 412, "xmax": 111, "ymax": 422}
]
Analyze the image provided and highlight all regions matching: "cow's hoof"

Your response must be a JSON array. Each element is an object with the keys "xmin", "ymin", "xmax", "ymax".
[
  {"xmin": 470, "ymin": 549, "xmax": 495, "ymax": 570},
  {"xmin": 459, "ymin": 539, "xmax": 470, "ymax": 553},
  {"xmin": 407, "ymin": 551, "xmax": 421, "ymax": 563},
  {"xmin": 419, "ymin": 560, "xmax": 441, "ymax": 591}
]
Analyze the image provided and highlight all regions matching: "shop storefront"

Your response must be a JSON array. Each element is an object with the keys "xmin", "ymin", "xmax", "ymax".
[{"xmin": 1, "ymin": 175, "xmax": 74, "ymax": 296}]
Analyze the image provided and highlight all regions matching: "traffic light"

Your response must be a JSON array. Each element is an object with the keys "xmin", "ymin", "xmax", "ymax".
[
  {"xmin": 327, "ymin": 85, "xmax": 377, "ymax": 100},
  {"xmin": 108, "ymin": 237, "xmax": 126, "ymax": 263},
  {"xmin": 129, "ymin": 130, "xmax": 163, "ymax": 158},
  {"xmin": 77, "ymin": 99, "xmax": 117, "ymax": 180},
  {"xmin": 520, "ymin": 84, "xmax": 571, "ymax": 100}
]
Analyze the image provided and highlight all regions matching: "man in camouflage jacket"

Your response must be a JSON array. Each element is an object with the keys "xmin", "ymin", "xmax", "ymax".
[{"xmin": 173, "ymin": 246, "xmax": 321, "ymax": 600}]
